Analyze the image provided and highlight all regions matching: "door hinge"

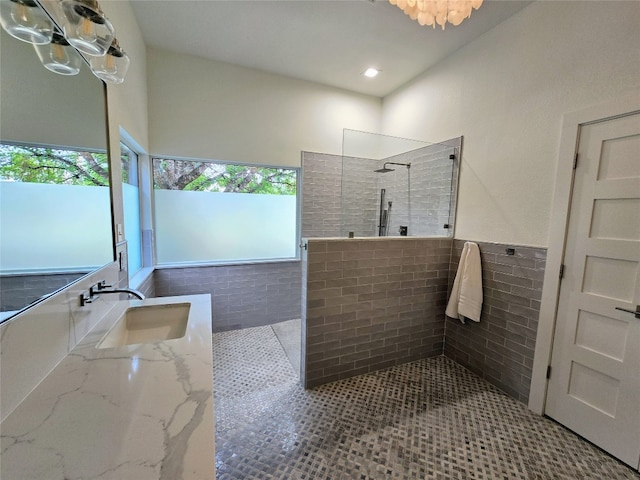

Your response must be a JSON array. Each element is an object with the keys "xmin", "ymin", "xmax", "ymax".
[
  {"xmin": 559, "ymin": 264, "xmax": 565, "ymax": 280},
  {"xmin": 573, "ymin": 153, "xmax": 578, "ymax": 169},
  {"xmin": 546, "ymin": 365, "xmax": 552, "ymax": 379}
]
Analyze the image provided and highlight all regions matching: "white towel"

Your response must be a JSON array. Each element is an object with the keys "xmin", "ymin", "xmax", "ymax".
[{"xmin": 446, "ymin": 242, "xmax": 483, "ymax": 324}]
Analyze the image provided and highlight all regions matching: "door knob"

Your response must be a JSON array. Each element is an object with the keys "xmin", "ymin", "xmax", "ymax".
[{"xmin": 615, "ymin": 305, "xmax": 640, "ymax": 319}]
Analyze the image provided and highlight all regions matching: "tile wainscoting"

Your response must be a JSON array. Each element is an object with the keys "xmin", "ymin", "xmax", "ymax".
[
  {"xmin": 445, "ymin": 240, "xmax": 546, "ymax": 403},
  {"xmin": 0, "ymin": 272, "xmax": 86, "ymax": 312},
  {"xmin": 138, "ymin": 237, "xmax": 546, "ymax": 404},
  {"xmin": 302, "ymin": 237, "xmax": 451, "ymax": 388},
  {"xmin": 134, "ymin": 237, "xmax": 545, "ymax": 405},
  {"xmin": 302, "ymin": 237, "xmax": 546, "ymax": 404},
  {"xmin": 154, "ymin": 261, "xmax": 301, "ymax": 332}
]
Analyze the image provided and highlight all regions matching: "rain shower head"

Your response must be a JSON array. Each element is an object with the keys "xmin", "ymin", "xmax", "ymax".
[{"xmin": 374, "ymin": 162, "xmax": 411, "ymax": 173}]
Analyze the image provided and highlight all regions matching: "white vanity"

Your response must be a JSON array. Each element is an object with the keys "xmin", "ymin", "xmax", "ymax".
[{"xmin": 0, "ymin": 294, "xmax": 215, "ymax": 479}]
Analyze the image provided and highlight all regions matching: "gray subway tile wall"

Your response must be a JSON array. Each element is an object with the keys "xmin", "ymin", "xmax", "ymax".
[
  {"xmin": 444, "ymin": 240, "xmax": 546, "ymax": 403},
  {"xmin": 149, "ymin": 237, "xmax": 546, "ymax": 405},
  {"xmin": 341, "ymin": 155, "xmax": 383, "ymax": 237},
  {"xmin": 301, "ymin": 152, "xmax": 343, "ymax": 238},
  {"xmin": 302, "ymin": 237, "xmax": 452, "ymax": 388},
  {"xmin": 154, "ymin": 262, "xmax": 301, "ymax": 332},
  {"xmin": 0, "ymin": 273, "xmax": 86, "ymax": 312},
  {"xmin": 379, "ymin": 143, "xmax": 459, "ymax": 237},
  {"xmin": 301, "ymin": 138, "xmax": 460, "ymax": 240},
  {"xmin": 340, "ymin": 144, "xmax": 459, "ymax": 238}
]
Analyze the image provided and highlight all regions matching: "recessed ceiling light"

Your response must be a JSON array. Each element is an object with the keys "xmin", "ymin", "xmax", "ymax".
[{"xmin": 363, "ymin": 67, "xmax": 380, "ymax": 78}]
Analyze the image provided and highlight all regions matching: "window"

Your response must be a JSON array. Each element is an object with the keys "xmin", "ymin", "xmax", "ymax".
[
  {"xmin": 152, "ymin": 158, "xmax": 298, "ymax": 265},
  {"xmin": 0, "ymin": 143, "xmax": 112, "ymax": 272},
  {"xmin": 121, "ymin": 142, "xmax": 142, "ymax": 278}
]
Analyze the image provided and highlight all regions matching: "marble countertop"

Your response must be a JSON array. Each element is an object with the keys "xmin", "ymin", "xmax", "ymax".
[{"xmin": 0, "ymin": 294, "xmax": 214, "ymax": 480}]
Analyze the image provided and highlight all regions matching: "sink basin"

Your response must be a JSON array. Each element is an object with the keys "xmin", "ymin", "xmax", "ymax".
[{"xmin": 96, "ymin": 302, "xmax": 191, "ymax": 349}]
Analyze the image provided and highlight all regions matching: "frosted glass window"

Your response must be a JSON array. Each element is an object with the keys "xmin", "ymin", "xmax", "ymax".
[
  {"xmin": 0, "ymin": 182, "xmax": 112, "ymax": 271},
  {"xmin": 121, "ymin": 143, "xmax": 142, "ymax": 277},
  {"xmin": 153, "ymin": 158, "xmax": 298, "ymax": 265},
  {"xmin": 0, "ymin": 143, "xmax": 111, "ymax": 273}
]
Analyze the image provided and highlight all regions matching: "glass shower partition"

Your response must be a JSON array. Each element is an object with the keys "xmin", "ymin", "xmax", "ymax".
[{"xmin": 341, "ymin": 129, "xmax": 461, "ymax": 238}]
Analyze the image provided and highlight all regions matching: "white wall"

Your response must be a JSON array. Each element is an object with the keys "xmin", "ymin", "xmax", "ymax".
[
  {"xmin": 98, "ymin": 0, "xmax": 149, "ymax": 249},
  {"xmin": 0, "ymin": 29, "xmax": 106, "ymax": 150},
  {"xmin": 101, "ymin": 0, "xmax": 150, "ymax": 153},
  {"xmin": 381, "ymin": 1, "xmax": 640, "ymax": 247},
  {"xmin": 147, "ymin": 48, "xmax": 382, "ymax": 167}
]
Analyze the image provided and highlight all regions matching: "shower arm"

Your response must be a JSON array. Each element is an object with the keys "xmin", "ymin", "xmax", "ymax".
[{"xmin": 384, "ymin": 162, "xmax": 411, "ymax": 169}]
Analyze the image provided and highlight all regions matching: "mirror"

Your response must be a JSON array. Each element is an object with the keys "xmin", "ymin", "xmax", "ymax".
[{"xmin": 0, "ymin": 27, "xmax": 113, "ymax": 323}]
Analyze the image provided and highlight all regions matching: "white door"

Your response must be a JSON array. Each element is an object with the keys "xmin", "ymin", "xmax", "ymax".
[{"xmin": 545, "ymin": 112, "xmax": 640, "ymax": 469}]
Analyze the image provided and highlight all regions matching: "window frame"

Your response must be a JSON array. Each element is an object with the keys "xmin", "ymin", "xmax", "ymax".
[
  {"xmin": 120, "ymin": 141, "xmax": 144, "ymax": 279},
  {"xmin": 151, "ymin": 156, "xmax": 301, "ymax": 267},
  {"xmin": 118, "ymin": 129, "xmax": 155, "ymax": 290}
]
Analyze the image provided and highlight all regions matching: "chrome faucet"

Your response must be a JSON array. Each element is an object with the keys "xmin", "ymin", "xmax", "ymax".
[
  {"xmin": 80, "ymin": 280, "xmax": 145, "ymax": 306},
  {"xmin": 95, "ymin": 287, "xmax": 145, "ymax": 300}
]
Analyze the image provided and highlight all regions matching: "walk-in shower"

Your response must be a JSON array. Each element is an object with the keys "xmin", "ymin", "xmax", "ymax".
[{"xmin": 340, "ymin": 129, "xmax": 461, "ymax": 238}]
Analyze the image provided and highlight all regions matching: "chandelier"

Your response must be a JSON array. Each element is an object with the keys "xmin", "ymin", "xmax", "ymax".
[{"xmin": 389, "ymin": 0, "xmax": 483, "ymax": 29}]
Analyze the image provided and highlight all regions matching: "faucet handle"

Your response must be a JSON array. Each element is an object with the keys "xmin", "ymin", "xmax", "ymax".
[
  {"xmin": 80, "ymin": 291, "xmax": 96, "ymax": 307},
  {"xmin": 94, "ymin": 280, "xmax": 113, "ymax": 290},
  {"xmin": 88, "ymin": 280, "xmax": 111, "ymax": 297}
]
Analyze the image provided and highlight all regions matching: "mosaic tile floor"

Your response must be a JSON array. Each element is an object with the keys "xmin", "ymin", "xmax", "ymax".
[{"xmin": 213, "ymin": 326, "xmax": 640, "ymax": 480}]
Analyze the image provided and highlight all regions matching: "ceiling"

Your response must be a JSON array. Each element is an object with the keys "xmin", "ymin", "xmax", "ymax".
[{"xmin": 130, "ymin": 0, "xmax": 532, "ymax": 98}]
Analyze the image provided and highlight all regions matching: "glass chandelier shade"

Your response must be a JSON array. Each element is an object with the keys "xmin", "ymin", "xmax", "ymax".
[
  {"xmin": 60, "ymin": 0, "xmax": 114, "ymax": 56},
  {"xmin": 89, "ymin": 38, "xmax": 129, "ymax": 84},
  {"xmin": 389, "ymin": 0, "xmax": 483, "ymax": 29},
  {"xmin": 33, "ymin": 30, "xmax": 82, "ymax": 75},
  {"xmin": 0, "ymin": 0, "xmax": 53, "ymax": 44}
]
